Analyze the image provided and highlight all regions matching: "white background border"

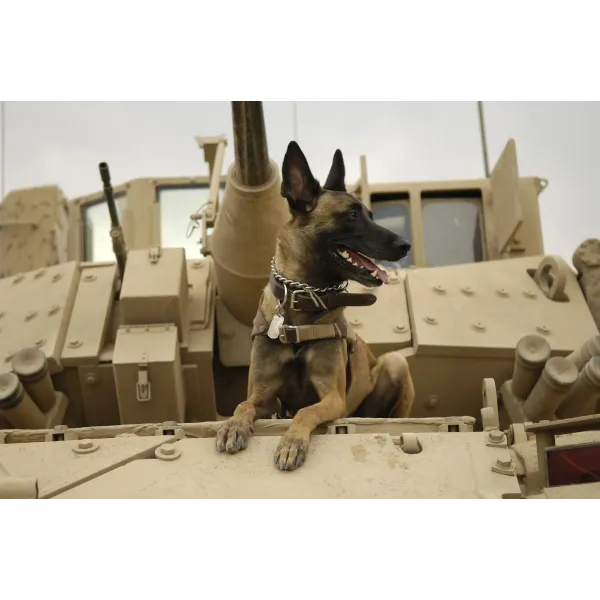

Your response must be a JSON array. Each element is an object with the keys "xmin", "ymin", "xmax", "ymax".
[
  {"xmin": 2, "ymin": 1, "xmax": 598, "ymax": 100},
  {"xmin": 5, "ymin": 499, "xmax": 598, "ymax": 598},
  {"xmin": 1, "ymin": 0, "xmax": 597, "ymax": 597}
]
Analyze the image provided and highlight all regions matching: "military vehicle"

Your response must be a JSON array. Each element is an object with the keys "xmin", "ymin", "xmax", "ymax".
[{"xmin": 0, "ymin": 101, "xmax": 599, "ymax": 499}]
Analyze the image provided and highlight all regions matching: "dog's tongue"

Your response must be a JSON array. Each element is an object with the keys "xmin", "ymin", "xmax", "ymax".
[{"xmin": 346, "ymin": 249, "xmax": 389, "ymax": 284}]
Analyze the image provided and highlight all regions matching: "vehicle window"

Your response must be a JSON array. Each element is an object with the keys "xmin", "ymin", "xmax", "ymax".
[
  {"xmin": 159, "ymin": 186, "xmax": 219, "ymax": 259},
  {"xmin": 83, "ymin": 194, "xmax": 126, "ymax": 262},
  {"xmin": 422, "ymin": 200, "xmax": 484, "ymax": 267},
  {"xmin": 371, "ymin": 201, "xmax": 413, "ymax": 268}
]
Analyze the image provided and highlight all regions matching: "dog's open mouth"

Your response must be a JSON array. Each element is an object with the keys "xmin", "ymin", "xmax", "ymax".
[{"xmin": 335, "ymin": 245, "xmax": 388, "ymax": 284}]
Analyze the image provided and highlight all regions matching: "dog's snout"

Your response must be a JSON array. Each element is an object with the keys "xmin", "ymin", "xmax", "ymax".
[{"xmin": 391, "ymin": 237, "xmax": 411, "ymax": 259}]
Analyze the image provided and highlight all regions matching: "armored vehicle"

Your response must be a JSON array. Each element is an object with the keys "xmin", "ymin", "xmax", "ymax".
[{"xmin": 1, "ymin": 101, "xmax": 599, "ymax": 499}]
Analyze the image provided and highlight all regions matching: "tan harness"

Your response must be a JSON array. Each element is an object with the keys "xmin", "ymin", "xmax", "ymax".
[{"xmin": 251, "ymin": 274, "xmax": 376, "ymax": 349}]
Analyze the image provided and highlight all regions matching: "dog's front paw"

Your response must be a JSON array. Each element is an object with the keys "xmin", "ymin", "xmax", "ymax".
[
  {"xmin": 274, "ymin": 433, "xmax": 310, "ymax": 471},
  {"xmin": 215, "ymin": 418, "xmax": 253, "ymax": 454}
]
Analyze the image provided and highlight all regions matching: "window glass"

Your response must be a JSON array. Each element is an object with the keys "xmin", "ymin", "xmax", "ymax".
[
  {"xmin": 422, "ymin": 200, "xmax": 484, "ymax": 267},
  {"xmin": 159, "ymin": 186, "xmax": 219, "ymax": 259},
  {"xmin": 83, "ymin": 195, "xmax": 126, "ymax": 262},
  {"xmin": 371, "ymin": 202, "xmax": 413, "ymax": 268}
]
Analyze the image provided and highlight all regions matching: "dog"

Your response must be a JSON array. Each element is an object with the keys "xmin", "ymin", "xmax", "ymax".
[{"xmin": 215, "ymin": 141, "xmax": 415, "ymax": 471}]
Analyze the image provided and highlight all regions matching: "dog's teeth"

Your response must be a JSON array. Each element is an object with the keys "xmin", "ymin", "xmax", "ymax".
[
  {"xmin": 339, "ymin": 250, "xmax": 350, "ymax": 258},
  {"xmin": 346, "ymin": 257, "xmax": 353, "ymax": 263},
  {"xmin": 371, "ymin": 271, "xmax": 379, "ymax": 279}
]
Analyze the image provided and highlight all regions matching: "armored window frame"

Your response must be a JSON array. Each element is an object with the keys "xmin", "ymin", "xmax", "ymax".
[
  {"xmin": 420, "ymin": 189, "xmax": 486, "ymax": 268},
  {"xmin": 369, "ymin": 192, "xmax": 413, "ymax": 268},
  {"xmin": 155, "ymin": 181, "xmax": 226, "ymax": 257}
]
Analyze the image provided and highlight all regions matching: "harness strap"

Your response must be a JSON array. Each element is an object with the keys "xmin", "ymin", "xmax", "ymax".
[{"xmin": 252, "ymin": 307, "xmax": 355, "ymax": 351}]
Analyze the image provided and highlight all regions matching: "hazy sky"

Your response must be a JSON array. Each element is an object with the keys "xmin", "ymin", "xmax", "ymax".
[{"xmin": 1, "ymin": 101, "xmax": 598, "ymax": 264}]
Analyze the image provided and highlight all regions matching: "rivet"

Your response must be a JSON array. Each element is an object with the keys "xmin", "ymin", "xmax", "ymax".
[
  {"xmin": 0, "ymin": 311, "xmax": 4, "ymax": 319},
  {"xmin": 461, "ymin": 286, "xmax": 475, "ymax": 296},
  {"xmin": 394, "ymin": 324, "xmax": 407, "ymax": 333},
  {"xmin": 34, "ymin": 269, "xmax": 46, "ymax": 279},
  {"xmin": 523, "ymin": 289, "xmax": 537, "ymax": 299},
  {"xmin": 192, "ymin": 261, "xmax": 204, "ymax": 269},
  {"xmin": 83, "ymin": 273, "xmax": 97, "ymax": 282},
  {"xmin": 35, "ymin": 339, "xmax": 46, "ymax": 348},
  {"xmin": 388, "ymin": 273, "xmax": 400, "ymax": 284},
  {"xmin": 496, "ymin": 457, "xmax": 512, "ymax": 469},
  {"xmin": 424, "ymin": 316, "xmax": 437, "ymax": 325},
  {"xmin": 496, "ymin": 288, "xmax": 510, "ymax": 298},
  {"xmin": 68, "ymin": 339, "xmax": 82, "ymax": 348},
  {"xmin": 536, "ymin": 325, "xmax": 551, "ymax": 335},
  {"xmin": 73, "ymin": 439, "xmax": 99, "ymax": 454},
  {"xmin": 425, "ymin": 395, "xmax": 438, "ymax": 409},
  {"xmin": 221, "ymin": 330, "xmax": 235, "ymax": 340},
  {"xmin": 350, "ymin": 318, "xmax": 362, "ymax": 327},
  {"xmin": 52, "ymin": 273, "xmax": 62, "ymax": 282},
  {"xmin": 48, "ymin": 305, "xmax": 60, "ymax": 316},
  {"xmin": 85, "ymin": 374, "xmax": 99, "ymax": 387},
  {"xmin": 488, "ymin": 430, "xmax": 505, "ymax": 443},
  {"xmin": 472, "ymin": 322, "xmax": 486, "ymax": 332},
  {"xmin": 12, "ymin": 275, "xmax": 24, "ymax": 285},
  {"xmin": 155, "ymin": 443, "xmax": 181, "ymax": 461},
  {"xmin": 25, "ymin": 311, "xmax": 38, "ymax": 322},
  {"xmin": 432, "ymin": 284, "xmax": 446, "ymax": 294}
]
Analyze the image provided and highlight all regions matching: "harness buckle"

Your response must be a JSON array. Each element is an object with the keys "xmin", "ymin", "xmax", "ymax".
[
  {"xmin": 279, "ymin": 325, "xmax": 299, "ymax": 344},
  {"xmin": 290, "ymin": 288, "xmax": 327, "ymax": 311}
]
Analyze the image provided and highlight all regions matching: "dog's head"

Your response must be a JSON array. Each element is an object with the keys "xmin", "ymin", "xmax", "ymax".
[{"xmin": 280, "ymin": 141, "xmax": 411, "ymax": 287}]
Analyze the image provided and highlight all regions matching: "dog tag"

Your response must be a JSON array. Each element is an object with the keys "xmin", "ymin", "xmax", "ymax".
[{"xmin": 267, "ymin": 314, "xmax": 285, "ymax": 340}]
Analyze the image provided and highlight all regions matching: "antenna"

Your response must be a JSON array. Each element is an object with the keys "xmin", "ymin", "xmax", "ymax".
[
  {"xmin": 293, "ymin": 101, "xmax": 298, "ymax": 142},
  {"xmin": 1, "ymin": 101, "xmax": 5, "ymax": 201},
  {"xmin": 477, "ymin": 101, "xmax": 490, "ymax": 178}
]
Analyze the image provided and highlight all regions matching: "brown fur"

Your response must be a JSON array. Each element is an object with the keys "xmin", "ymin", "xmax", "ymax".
[{"xmin": 216, "ymin": 142, "xmax": 415, "ymax": 470}]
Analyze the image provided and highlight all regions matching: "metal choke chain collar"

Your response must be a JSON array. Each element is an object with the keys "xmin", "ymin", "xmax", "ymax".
[{"xmin": 270, "ymin": 257, "xmax": 348, "ymax": 295}]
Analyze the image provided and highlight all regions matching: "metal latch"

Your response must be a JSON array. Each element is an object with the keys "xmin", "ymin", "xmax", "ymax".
[
  {"xmin": 327, "ymin": 424, "xmax": 357, "ymax": 435},
  {"xmin": 136, "ymin": 362, "xmax": 151, "ymax": 402},
  {"xmin": 148, "ymin": 246, "xmax": 162, "ymax": 264}
]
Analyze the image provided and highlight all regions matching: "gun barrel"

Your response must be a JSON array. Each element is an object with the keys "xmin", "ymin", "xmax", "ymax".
[
  {"xmin": 231, "ymin": 102, "xmax": 270, "ymax": 187},
  {"xmin": 99, "ymin": 162, "xmax": 120, "ymax": 227},
  {"xmin": 98, "ymin": 161, "xmax": 127, "ymax": 277}
]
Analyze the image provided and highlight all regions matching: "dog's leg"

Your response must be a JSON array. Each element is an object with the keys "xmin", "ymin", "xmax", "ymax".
[
  {"xmin": 362, "ymin": 351, "xmax": 415, "ymax": 418},
  {"xmin": 274, "ymin": 341, "xmax": 347, "ymax": 471},
  {"xmin": 216, "ymin": 339, "xmax": 286, "ymax": 454}
]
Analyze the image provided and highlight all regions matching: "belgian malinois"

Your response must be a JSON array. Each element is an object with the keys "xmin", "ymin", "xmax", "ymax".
[{"xmin": 216, "ymin": 141, "xmax": 415, "ymax": 471}]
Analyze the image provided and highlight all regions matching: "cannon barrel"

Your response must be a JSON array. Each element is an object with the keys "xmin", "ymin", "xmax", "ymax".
[
  {"xmin": 98, "ymin": 161, "xmax": 127, "ymax": 278},
  {"xmin": 231, "ymin": 102, "xmax": 271, "ymax": 187},
  {"xmin": 209, "ymin": 102, "xmax": 289, "ymax": 328}
]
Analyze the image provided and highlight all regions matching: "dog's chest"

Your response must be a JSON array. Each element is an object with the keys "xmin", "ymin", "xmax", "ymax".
[{"xmin": 278, "ymin": 351, "xmax": 320, "ymax": 413}]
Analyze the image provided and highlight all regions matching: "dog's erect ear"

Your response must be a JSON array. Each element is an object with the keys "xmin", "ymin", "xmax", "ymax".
[
  {"xmin": 324, "ymin": 149, "xmax": 346, "ymax": 192},
  {"xmin": 281, "ymin": 141, "xmax": 321, "ymax": 213}
]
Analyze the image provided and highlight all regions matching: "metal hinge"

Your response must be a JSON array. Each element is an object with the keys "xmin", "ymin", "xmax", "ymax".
[{"xmin": 136, "ymin": 361, "xmax": 151, "ymax": 402}]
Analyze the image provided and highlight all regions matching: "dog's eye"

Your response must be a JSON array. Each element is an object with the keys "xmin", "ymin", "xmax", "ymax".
[{"xmin": 348, "ymin": 211, "xmax": 357, "ymax": 220}]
